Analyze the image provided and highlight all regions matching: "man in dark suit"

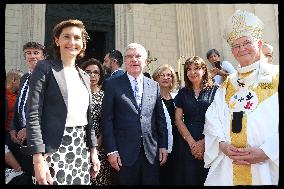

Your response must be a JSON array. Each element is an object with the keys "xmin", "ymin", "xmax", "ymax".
[
  {"xmin": 101, "ymin": 43, "xmax": 168, "ymax": 185},
  {"xmin": 103, "ymin": 49, "xmax": 124, "ymax": 80},
  {"xmin": 9, "ymin": 42, "xmax": 46, "ymax": 181}
]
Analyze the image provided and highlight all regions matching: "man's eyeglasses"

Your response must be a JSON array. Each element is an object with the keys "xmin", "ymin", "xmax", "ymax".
[
  {"xmin": 125, "ymin": 54, "xmax": 142, "ymax": 60},
  {"xmin": 85, "ymin": 70, "xmax": 100, "ymax": 76},
  {"xmin": 158, "ymin": 73, "xmax": 173, "ymax": 78},
  {"xmin": 231, "ymin": 40, "xmax": 255, "ymax": 51}
]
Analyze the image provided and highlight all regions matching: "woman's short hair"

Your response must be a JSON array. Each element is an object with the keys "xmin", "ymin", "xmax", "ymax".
[
  {"xmin": 206, "ymin": 49, "xmax": 220, "ymax": 59},
  {"xmin": 152, "ymin": 64, "xmax": 177, "ymax": 92},
  {"xmin": 80, "ymin": 58, "xmax": 104, "ymax": 86},
  {"xmin": 184, "ymin": 56, "xmax": 214, "ymax": 90},
  {"xmin": 52, "ymin": 19, "xmax": 89, "ymax": 59}
]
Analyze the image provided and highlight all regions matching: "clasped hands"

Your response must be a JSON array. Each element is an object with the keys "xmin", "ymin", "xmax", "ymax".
[
  {"xmin": 10, "ymin": 128, "xmax": 26, "ymax": 145},
  {"xmin": 219, "ymin": 142, "xmax": 269, "ymax": 165},
  {"xmin": 188, "ymin": 139, "xmax": 204, "ymax": 160}
]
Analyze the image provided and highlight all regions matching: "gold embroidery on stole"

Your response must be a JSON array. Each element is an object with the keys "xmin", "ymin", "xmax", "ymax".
[{"xmin": 230, "ymin": 115, "xmax": 252, "ymax": 185}]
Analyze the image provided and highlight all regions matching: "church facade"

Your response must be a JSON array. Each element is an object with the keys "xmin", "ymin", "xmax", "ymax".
[{"xmin": 5, "ymin": 4, "xmax": 278, "ymax": 85}]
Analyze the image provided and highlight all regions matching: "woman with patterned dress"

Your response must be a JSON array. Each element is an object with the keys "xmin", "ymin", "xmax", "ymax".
[
  {"xmin": 173, "ymin": 56, "xmax": 218, "ymax": 185},
  {"xmin": 81, "ymin": 58, "xmax": 111, "ymax": 185},
  {"xmin": 22, "ymin": 19, "xmax": 100, "ymax": 185}
]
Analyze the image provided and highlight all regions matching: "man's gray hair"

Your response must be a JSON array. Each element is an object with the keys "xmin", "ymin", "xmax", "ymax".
[{"xmin": 125, "ymin": 43, "xmax": 148, "ymax": 59}]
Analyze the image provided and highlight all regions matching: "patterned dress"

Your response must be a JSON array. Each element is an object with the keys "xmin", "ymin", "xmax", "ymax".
[
  {"xmin": 90, "ymin": 90, "xmax": 111, "ymax": 185},
  {"xmin": 32, "ymin": 126, "xmax": 91, "ymax": 185}
]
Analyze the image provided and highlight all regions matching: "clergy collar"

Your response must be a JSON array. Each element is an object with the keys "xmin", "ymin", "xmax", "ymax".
[{"xmin": 237, "ymin": 60, "xmax": 260, "ymax": 74}]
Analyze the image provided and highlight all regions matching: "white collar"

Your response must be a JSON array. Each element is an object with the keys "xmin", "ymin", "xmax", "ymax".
[
  {"xmin": 127, "ymin": 73, "xmax": 144, "ymax": 83},
  {"xmin": 237, "ymin": 60, "xmax": 260, "ymax": 74}
]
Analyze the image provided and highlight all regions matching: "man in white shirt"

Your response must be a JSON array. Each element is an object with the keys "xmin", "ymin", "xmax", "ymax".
[{"xmin": 101, "ymin": 43, "xmax": 168, "ymax": 185}]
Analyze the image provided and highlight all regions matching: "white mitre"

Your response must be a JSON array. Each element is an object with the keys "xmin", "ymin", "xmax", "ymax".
[{"xmin": 223, "ymin": 10, "xmax": 264, "ymax": 46}]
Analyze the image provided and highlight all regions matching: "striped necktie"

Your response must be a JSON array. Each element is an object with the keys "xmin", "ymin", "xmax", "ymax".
[{"xmin": 134, "ymin": 79, "xmax": 142, "ymax": 109}]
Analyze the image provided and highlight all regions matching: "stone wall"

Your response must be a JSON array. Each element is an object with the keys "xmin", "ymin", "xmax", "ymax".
[
  {"xmin": 5, "ymin": 4, "xmax": 45, "ymax": 73},
  {"xmin": 5, "ymin": 4, "xmax": 278, "ymax": 76},
  {"xmin": 190, "ymin": 4, "xmax": 279, "ymax": 67},
  {"xmin": 5, "ymin": 5, "xmax": 23, "ymax": 71}
]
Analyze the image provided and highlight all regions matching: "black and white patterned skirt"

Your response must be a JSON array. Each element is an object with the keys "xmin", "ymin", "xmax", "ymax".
[{"xmin": 32, "ymin": 126, "xmax": 91, "ymax": 185}]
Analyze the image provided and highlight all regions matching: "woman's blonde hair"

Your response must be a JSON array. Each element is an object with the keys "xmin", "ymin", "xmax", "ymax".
[{"xmin": 152, "ymin": 64, "xmax": 177, "ymax": 92}]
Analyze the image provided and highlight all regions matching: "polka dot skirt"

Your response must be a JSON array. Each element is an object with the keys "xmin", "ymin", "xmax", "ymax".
[{"xmin": 32, "ymin": 126, "xmax": 91, "ymax": 185}]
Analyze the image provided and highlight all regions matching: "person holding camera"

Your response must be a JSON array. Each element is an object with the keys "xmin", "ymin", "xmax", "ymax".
[{"xmin": 206, "ymin": 49, "xmax": 236, "ymax": 85}]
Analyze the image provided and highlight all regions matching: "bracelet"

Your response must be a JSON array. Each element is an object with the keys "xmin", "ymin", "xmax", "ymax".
[{"xmin": 107, "ymin": 151, "xmax": 118, "ymax": 156}]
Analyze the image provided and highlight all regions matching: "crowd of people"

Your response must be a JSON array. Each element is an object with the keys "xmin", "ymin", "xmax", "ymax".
[{"xmin": 5, "ymin": 10, "xmax": 278, "ymax": 185}]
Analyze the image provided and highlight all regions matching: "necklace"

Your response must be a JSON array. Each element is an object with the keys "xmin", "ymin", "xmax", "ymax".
[{"xmin": 161, "ymin": 93, "xmax": 171, "ymax": 100}]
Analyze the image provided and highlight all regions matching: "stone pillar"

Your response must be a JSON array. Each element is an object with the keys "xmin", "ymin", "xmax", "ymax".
[
  {"xmin": 114, "ymin": 4, "xmax": 134, "ymax": 56},
  {"xmin": 114, "ymin": 4, "xmax": 125, "ymax": 53},
  {"xmin": 20, "ymin": 4, "xmax": 46, "ymax": 72},
  {"xmin": 175, "ymin": 4, "xmax": 195, "ymax": 86},
  {"xmin": 5, "ymin": 4, "xmax": 46, "ymax": 72},
  {"xmin": 21, "ymin": 4, "xmax": 46, "ymax": 45}
]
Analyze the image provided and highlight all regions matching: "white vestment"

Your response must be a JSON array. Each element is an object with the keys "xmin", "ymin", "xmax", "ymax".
[{"xmin": 203, "ymin": 59, "xmax": 279, "ymax": 185}]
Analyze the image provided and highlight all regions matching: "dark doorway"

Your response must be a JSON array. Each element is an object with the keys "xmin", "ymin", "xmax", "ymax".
[
  {"xmin": 45, "ymin": 4, "xmax": 115, "ymax": 66},
  {"xmin": 80, "ymin": 31, "xmax": 106, "ymax": 65}
]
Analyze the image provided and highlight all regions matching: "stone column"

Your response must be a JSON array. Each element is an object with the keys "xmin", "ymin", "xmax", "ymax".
[
  {"xmin": 114, "ymin": 4, "xmax": 134, "ymax": 56},
  {"xmin": 20, "ymin": 4, "xmax": 46, "ymax": 71},
  {"xmin": 21, "ymin": 4, "xmax": 45, "ymax": 45},
  {"xmin": 175, "ymin": 4, "xmax": 195, "ymax": 86},
  {"xmin": 5, "ymin": 4, "xmax": 46, "ymax": 72}
]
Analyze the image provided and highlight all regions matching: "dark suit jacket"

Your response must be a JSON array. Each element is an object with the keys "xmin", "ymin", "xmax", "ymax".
[
  {"xmin": 101, "ymin": 73, "xmax": 168, "ymax": 166},
  {"xmin": 10, "ymin": 73, "xmax": 30, "ymax": 132},
  {"xmin": 102, "ymin": 69, "xmax": 124, "ymax": 91},
  {"xmin": 22, "ymin": 59, "xmax": 97, "ymax": 155},
  {"xmin": 107, "ymin": 69, "xmax": 124, "ymax": 80}
]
